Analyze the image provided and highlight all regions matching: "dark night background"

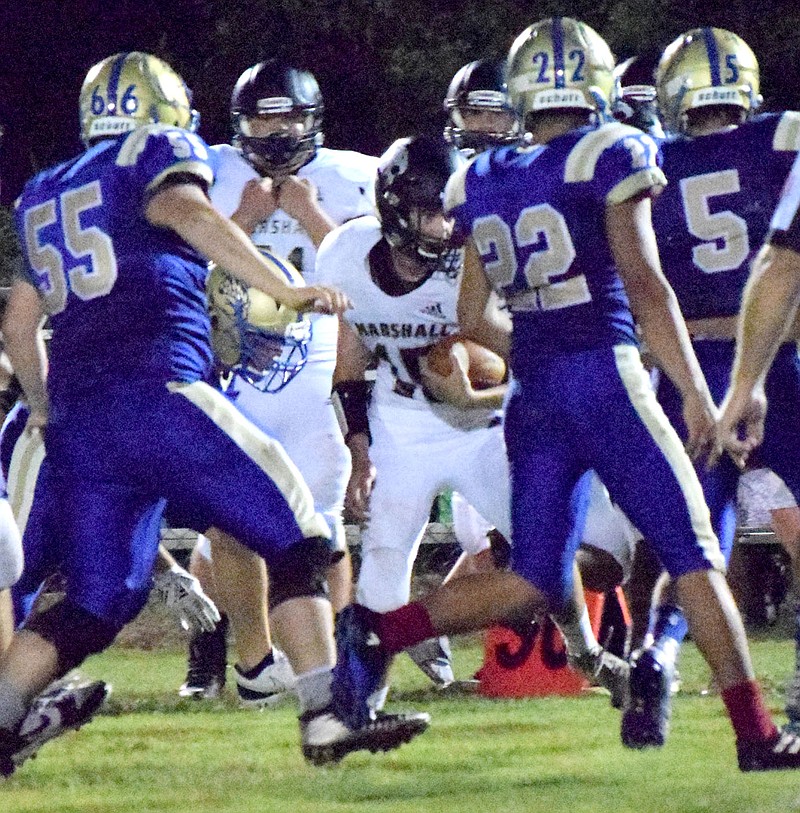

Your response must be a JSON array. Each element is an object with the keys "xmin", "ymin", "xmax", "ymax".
[{"xmin": 0, "ymin": 0, "xmax": 798, "ymax": 265}]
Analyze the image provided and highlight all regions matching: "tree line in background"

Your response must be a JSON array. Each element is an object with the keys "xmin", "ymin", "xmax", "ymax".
[{"xmin": 1, "ymin": 0, "xmax": 799, "ymax": 282}]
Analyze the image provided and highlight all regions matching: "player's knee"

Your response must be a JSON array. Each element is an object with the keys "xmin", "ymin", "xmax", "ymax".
[
  {"xmin": 24, "ymin": 598, "xmax": 119, "ymax": 673},
  {"xmin": 268, "ymin": 536, "xmax": 339, "ymax": 610}
]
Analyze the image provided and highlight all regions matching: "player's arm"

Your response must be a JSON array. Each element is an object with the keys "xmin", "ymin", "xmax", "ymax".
[
  {"xmin": 606, "ymin": 193, "xmax": 716, "ymax": 459},
  {"xmin": 716, "ymin": 244, "xmax": 800, "ymax": 461},
  {"xmin": 332, "ymin": 319, "xmax": 375, "ymax": 522},
  {"xmin": 145, "ymin": 181, "xmax": 349, "ymax": 315},
  {"xmin": 1, "ymin": 278, "xmax": 48, "ymax": 428},
  {"xmin": 456, "ymin": 238, "xmax": 511, "ymax": 360},
  {"xmin": 419, "ymin": 349, "xmax": 507, "ymax": 410}
]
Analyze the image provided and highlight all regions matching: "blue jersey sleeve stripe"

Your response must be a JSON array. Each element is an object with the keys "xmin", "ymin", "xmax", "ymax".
[
  {"xmin": 607, "ymin": 167, "xmax": 666, "ymax": 205},
  {"xmin": 702, "ymin": 28, "xmax": 722, "ymax": 87}
]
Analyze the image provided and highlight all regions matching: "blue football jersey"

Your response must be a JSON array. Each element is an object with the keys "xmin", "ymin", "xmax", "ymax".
[
  {"xmin": 769, "ymin": 145, "xmax": 800, "ymax": 253},
  {"xmin": 653, "ymin": 112, "xmax": 800, "ymax": 319},
  {"xmin": 445, "ymin": 122, "xmax": 665, "ymax": 377},
  {"xmin": 14, "ymin": 124, "xmax": 216, "ymax": 407}
]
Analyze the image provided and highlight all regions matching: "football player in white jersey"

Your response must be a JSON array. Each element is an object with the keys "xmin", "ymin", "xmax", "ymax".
[
  {"xmin": 318, "ymin": 135, "xmax": 629, "ymax": 708},
  {"xmin": 179, "ymin": 59, "xmax": 379, "ymax": 705}
]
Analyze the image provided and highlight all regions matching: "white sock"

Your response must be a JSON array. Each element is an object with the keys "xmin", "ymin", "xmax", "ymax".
[
  {"xmin": 0, "ymin": 679, "xmax": 28, "ymax": 732},
  {"xmin": 295, "ymin": 666, "xmax": 333, "ymax": 715}
]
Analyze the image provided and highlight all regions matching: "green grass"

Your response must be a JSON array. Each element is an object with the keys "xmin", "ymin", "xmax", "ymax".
[{"xmin": 5, "ymin": 631, "xmax": 800, "ymax": 813}]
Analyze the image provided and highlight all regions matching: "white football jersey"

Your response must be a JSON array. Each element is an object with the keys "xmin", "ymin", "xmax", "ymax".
[
  {"xmin": 210, "ymin": 144, "xmax": 378, "ymax": 368},
  {"xmin": 209, "ymin": 144, "xmax": 378, "ymax": 283},
  {"xmin": 316, "ymin": 216, "xmax": 497, "ymax": 430}
]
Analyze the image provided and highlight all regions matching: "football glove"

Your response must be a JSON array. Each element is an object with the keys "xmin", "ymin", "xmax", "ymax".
[{"xmin": 154, "ymin": 563, "xmax": 221, "ymax": 634}]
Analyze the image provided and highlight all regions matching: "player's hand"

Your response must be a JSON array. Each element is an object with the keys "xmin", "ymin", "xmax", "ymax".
[
  {"xmin": 711, "ymin": 385, "xmax": 767, "ymax": 468},
  {"xmin": 275, "ymin": 176, "xmax": 318, "ymax": 222},
  {"xmin": 233, "ymin": 178, "xmax": 279, "ymax": 233},
  {"xmin": 154, "ymin": 563, "xmax": 221, "ymax": 634},
  {"xmin": 682, "ymin": 390, "xmax": 718, "ymax": 464},
  {"xmin": 344, "ymin": 433, "xmax": 376, "ymax": 522},
  {"xmin": 419, "ymin": 351, "xmax": 474, "ymax": 409},
  {"xmin": 285, "ymin": 284, "xmax": 352, "ymax": 316}
]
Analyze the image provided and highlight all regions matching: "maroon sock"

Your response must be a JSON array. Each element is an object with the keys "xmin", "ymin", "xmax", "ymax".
[
  {"xmin": 375, "ymin": 602, "xmax": 437, "ymax": 654},
  {"xmin": 721, "ymin": 680, "xmax": 778, "ymax": 743}
]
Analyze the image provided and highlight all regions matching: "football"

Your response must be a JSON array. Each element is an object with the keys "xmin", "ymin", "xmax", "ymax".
[{"xmin": 425, "ymin": 334, "xmax": 506, "ymax": 390}]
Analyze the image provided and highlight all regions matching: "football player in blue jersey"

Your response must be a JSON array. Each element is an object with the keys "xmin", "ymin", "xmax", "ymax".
[
  {"xmin": 719, "ymin": 151, "xmax": 800, "ymax": 500},
  {"xmin": 0, "ymin": 51, "xmax": 427, "ymax": 772},
  {"xmin": 719, "ymin": 151, "xmax": 800, "ymax": 736},
  {"xmin": 329, "ymin": 17, "xmax": 800, "ymax": 772},
  {"xmin": 634, "ymin": 27, "xmax": 800, "ymax": 748}
]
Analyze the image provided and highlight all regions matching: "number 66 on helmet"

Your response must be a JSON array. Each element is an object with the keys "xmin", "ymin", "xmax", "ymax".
[{"xmin": 206, "ymin": 249, "xmax": 312, "ymax": 393}]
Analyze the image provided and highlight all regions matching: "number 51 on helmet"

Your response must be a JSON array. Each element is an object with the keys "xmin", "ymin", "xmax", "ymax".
[{"xmin": 206, "ymin": 250, "xmax": 312, "ymax": 393}]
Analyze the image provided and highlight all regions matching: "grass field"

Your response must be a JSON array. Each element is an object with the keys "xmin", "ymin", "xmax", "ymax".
[{"xmin": 5, "ymin": 608, "xmax": 800, "ymax": 813}]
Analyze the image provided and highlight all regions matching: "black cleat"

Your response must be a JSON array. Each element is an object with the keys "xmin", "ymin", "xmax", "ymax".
[
  {"xmin": 738, "ymin": 727, "xmax": 800, "ymax": 771},
  {"xmin": 178, "ymin": 615, "xmax": 228, "ymax": 700},
  {"xmin": 1, "ymin": 676, "xmax": 111, "ymax": 776},
  {"xmin": 621, "ymin": 647, "xmax": 674, "ymax": 748},
  {"xmin": 300, "ymin": 706, "xmax": 430, "ymax": 766}
]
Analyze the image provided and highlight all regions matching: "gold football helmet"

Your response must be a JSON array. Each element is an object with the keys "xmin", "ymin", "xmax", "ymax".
[
  {"xmin": 506, "ymin": 17, "xmax": 617, "ymax": 123},
  {"xmin": 207, "ymin": 250, "xmax": 311, "ymax": 393},
  {"xmin": 79, "ymin": 51, "xmax": 199, "ymax": 145},
  {"xmin": 656, "ymin": 28, "xmax": 761, "ymax": 133}
]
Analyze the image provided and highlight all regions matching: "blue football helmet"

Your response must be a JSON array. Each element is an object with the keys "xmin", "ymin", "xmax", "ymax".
[{"xmin": 207, "ymin": 250, "xmax": 311, "ymax": 393}]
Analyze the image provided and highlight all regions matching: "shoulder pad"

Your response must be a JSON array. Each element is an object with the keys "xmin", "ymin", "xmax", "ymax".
[
  {"xmin": 773, "ymin": 111, "xmax": 800, "ymax": 152},
  {"xmin": 564, "ymin": 122, "xmax": 649, "ymax": 183}
]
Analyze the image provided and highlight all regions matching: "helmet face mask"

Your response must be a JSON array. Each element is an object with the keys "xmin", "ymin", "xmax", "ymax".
[
  {"xmin": 79, "ymin": 52, "xmax": 198, "ymax": 146},
  {"xmin": 207, "ymin": 252, "xmax": 311, "ymax": 393},
  {"xmin": 231, "ymin": 61, "xmax": 323, "ymax": 176},
  {"xmin": 506, "ymin": 17, "xmax": 617, "ymax": 128},
  {"xmin": 656, "ymin": 27, "xmax": 761, "ymax": 134},
  {"xmin": 443, "ymin": 60, "xmax": 521, "ymax": 153},
  {"xmin": 376, "ymin": 136, "xmax": 466, "ymax": 277}
]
